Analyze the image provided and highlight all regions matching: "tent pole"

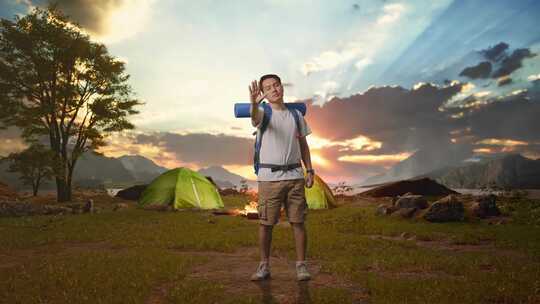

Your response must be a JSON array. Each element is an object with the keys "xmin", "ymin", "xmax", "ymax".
[{"xmin": 191, "ymin": 177, "xmax": 201, "ymax": 208}]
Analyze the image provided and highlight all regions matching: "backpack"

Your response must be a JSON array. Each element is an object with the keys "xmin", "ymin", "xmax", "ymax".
[{"xmin": 253, "ymin": 102, "xmax": 302, "ymax": 175}]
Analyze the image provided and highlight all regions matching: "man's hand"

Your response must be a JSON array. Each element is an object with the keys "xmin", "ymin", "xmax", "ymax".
[
  {"xmin": 305, "ymin": 172, "xmax": 314, "ymax": 188},
  {"xmin": 249, "ymin": 80, "xmax": 268, "ymax": 104}
]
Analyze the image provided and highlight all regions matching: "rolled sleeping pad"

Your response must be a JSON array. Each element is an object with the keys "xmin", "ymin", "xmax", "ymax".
[{"xmin": 234, "ymin": 102, "xmax": 306, "ymax": 118}]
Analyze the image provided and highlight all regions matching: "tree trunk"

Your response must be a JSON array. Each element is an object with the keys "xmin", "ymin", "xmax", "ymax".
[
  {"xmin": 56, "ymin": 177, "xmax": 70, "ymax": 202},
  {"xmin": 33, "ymin": 179, "xmax": 39, "ymax": 197}
]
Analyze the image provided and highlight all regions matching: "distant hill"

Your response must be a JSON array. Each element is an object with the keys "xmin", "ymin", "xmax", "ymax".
[
  {"xmin": 197, "ymin": 166, "xmax": 256, "ymax": 190},
  {"xmin": 73, "ymin": 152, "xmax": 136, "ymax": 185},
  {"xmin": 118, "ymin": 155, "xmax": 168, "ymax": 182},
  {"xmin": 362, "ymin": 145, "xmax": 472, "ymax": 185},
  {"xmin": 422, "ymin": 154, "xmax": 540, "ymax": 189},
  {"xmin": 0, "ymin": 152, "xmax": 168, "ymax": 190}
]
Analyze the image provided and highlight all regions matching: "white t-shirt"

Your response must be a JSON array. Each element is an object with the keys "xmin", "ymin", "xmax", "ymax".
[{"xmin": 251, "ymin": 104, "xmax": 312, "ymax": 181}]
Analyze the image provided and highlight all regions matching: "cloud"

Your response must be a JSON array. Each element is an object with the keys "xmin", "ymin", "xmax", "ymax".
[
  {"xmin": 134, "ymin": 132, "xmax": 254, "ymax": 167},
  {"xmin": 338, "ymin": 152, "xmax": 412, "ymax": 166},
  {"xmin": 492, "ymin": 48, "xmax": 536, "ymax": 78},
  {"xmin": 300, "ymin": 2, "xmax": 405, "ymax": 75},
  {"xmin": 497, "ymin": 76, "xmax": 512, "ymax": 87},
  {"xmin": 301, "ymin": 48, "xmax": 364, "ymax": 75},
  {"xmin": 376, "ymin": 3, "xmax": 405, "ymax": 25},
  {"xmin": 459, "ymin": 61, "xmax": 492, "ymax": 79},
  {"xmin": 28, "ymin": 0, "xmax": 155, "ymax": 42},
  {"xmin": 304, "ymin": 82, "xmax": 465, "ymax": 152},
  {"xmin": 528, "ymin": 74, "xmax": 540, "ymax": 82},
  {"xmin": 459, "ymin": 92, "xmax": 540, "ymax": 143},
  {"xmin": 481, "ymin": 42, "xmax": 509, "ymax": 62}
]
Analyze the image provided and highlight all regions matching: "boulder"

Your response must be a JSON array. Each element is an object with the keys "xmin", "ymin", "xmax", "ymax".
[
  {"xmin": 113, "ymin": 202, "xmax": 130, "ymax": 211},
  {"xmin": 470, "ymin": 195, "xmax": 500, "ymax": 218},
  {"xmin": 115, "ymin": 185, "xmax": 147, "ymax": 201},
  {"xmin": 83, "ymin": 199, "xmax": 94, "ymax": 213},
  {"xmin": 395, "ymin": 195, "xmax": 429, "ymax": 209},
  {"xmin": 423, "ymin": 195, "xmax": 464, "ymax": 222},
  {"xmin": 360, "ymin": 178, "xmax": 458, "ymax": 198},
  {"xmin": 375, "ymin": 204, "xmax": 397, "ymax": 216}
]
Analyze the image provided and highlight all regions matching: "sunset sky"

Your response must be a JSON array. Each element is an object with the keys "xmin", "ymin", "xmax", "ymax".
[{"xmin": 1, "ymin": 0, "xmax": 540, "ymax": 184}]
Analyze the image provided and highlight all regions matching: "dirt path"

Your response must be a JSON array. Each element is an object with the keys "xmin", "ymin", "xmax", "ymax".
[{"xmin": 146, "ymin": 247, "xmax": 371, "ymax": 304}]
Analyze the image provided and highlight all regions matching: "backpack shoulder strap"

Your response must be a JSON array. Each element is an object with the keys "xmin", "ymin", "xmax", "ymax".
[
  {"xmin": 287, "ymin": 106, "xmax": 302, "ymax": 137},
  {"xmin": 260, "ymin": 103, "xmax": 272, "ymax": 133},
  {"xmin": 253, "ymin": 103, "xmax": 272, "ymax": 175}
]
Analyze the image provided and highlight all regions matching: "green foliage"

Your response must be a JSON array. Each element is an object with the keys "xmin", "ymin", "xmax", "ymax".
[
  {"xmin": 0, "ymin": 5, "xmax": 142, "ymax": 201},
  {"xmin": 1, "ymin": 143, "xmax": 55, "ymax": 195}
]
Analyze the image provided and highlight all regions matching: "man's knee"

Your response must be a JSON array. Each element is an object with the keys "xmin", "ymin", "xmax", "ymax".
[{"xmin": 291, "ymin": 222, "xmax": 305, "ymax": 230}]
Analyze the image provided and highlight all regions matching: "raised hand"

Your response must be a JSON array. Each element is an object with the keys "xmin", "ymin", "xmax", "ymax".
[{"xmin": 249, "ymin": 80, "xmax": 268, "ymax": 104}]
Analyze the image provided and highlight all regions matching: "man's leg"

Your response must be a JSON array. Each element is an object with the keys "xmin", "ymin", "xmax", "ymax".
[
  {"xmin": 286, "ymin": 179, "xmax": 311, "ymax": 281},
  {"xmin": 259, "ymin": 224, "xmax": 273, "ymax": 262},
  {"xmin": 252, "ymin": 181, "xmax": 282, "ymax": 281},
  {"xmin": 292, "ymin": 222, "xmax": 307, "ymax": 262}
]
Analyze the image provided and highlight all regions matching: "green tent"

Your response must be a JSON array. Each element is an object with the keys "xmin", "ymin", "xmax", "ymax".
[
  {"xmin": 305, "ymin": 173, "xmax": 336, "ymax": 209},
  {"xmin": 138, "ymin": 167, "xmax": 224, "ymax": 209}
]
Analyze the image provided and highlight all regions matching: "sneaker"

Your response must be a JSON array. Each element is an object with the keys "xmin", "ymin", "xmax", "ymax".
[
  {"xmin": 296, "ymin": 261, "xmax": 311, "ymax": 281},
  {"xmin": 250, "ymin": 261, "xmax": 271, "ymax": 281}
]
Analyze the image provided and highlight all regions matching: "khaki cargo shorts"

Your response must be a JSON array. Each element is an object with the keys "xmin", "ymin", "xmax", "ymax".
[{"xmin": 257, "ymin": 178, "xmax": 307, "ymax": 226}]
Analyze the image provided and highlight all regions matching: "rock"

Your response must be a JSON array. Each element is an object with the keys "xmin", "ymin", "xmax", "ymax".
[
  {"xmin": 471, "ymin": 195, "xmax": 500, "ymax": 218},
  {"xmin": 0, "ymin": 201, "xmax": 32, "ymax": 217},
  {"xmin": 219, "ymin": 188, "xmax": 240, "ymax": 196},
  {"xmin": 375, "ymin": 204, "xmax": 397, "ymax": 216},
  {"xmin": 113, "ymin": 203, "xmax": 129, "ymax": 211},
  {"xmin": 361, "ymin": 178, "xmax": 458, "ymax": 197},
  {"xmin": 395, "ymin": 195, "xmax": 428, "ymax": 209},
  {"xmin": 0, "ymin": 201, "xmax": 72, "ymax": 217},
  {"xmin": 423, "ymin": 195, "xmax": 464, "ymax": 222},
  {"xmin": 400, "ymin": 232, "xmax": 412, "ymax": 239},
  {"xmin": 391, "ymin": 207, "xmax": 418, "ymax": 218},
  {"xmin": 43, "ymin": 205, "xmax": 72, "ymax": 215},
  {"xmin": 83, "ymin": 199, "xmax": 94, "ymax": 213},
  {"xmin": 115, "ymin": 185, "xmax": 147, "ymax": 201}
]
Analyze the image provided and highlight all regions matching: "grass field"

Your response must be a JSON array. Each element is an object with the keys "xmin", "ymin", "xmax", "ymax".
[{"xmin": 1, "ymin": 192, "xmax": 539, "ymax": 303}]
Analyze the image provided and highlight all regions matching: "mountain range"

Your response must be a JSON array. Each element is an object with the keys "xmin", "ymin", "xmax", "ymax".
[
  {"xmin": 423, "ymin": 154, "xmax": 540, "ymax": 189},
  {"xmin": 3, "ymin": 149, "xmax": 537, "ymax": 192},
  {"xmin": 0, "ymin": 152, "xmax": 168, "ymax": 190},
  {"xmin": 362, "ymin": 145, "xmax": 473, "ymax": 186},
  {"xmin": 0, "ymin": 152, "xmax": 257, "ymax": 191}
]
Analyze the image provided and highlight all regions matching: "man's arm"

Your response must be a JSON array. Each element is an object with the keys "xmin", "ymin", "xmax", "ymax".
[
  {"xmin": 299, "ymin": 136, "xmax": 313, "ymax": 171},
  {"xmin": 251, "ymin": 104, "xmax": 262, "ymax": 127}
]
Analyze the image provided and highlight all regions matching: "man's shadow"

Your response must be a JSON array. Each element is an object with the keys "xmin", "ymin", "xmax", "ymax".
[{"xmin": 253, "ymin": 280, "xmax": 312, "ymax": 304}]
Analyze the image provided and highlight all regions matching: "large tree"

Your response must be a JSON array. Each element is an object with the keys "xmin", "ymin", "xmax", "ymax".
[{"xmin": 0, "ymin": 6, "xmax": 142, "ymax": 202}]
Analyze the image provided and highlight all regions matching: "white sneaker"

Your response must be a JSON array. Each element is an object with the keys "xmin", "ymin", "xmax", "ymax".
[
  {"xmin": 250, "ymin": 261, "xmax": 271, "ymax": 281},
  {"xmin": 296, "ymin": 261, "xmax": 311, "ymax": 281}
]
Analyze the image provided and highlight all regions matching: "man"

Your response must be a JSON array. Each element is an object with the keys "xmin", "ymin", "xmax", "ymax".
[{"xmin": 248, "ymin": 74, "xmax": 315, "ymax": 281}]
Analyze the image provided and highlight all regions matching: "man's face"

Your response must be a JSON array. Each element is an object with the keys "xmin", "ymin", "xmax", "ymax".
[{"xmin": 261, "ymin": 77, "xmax": 284, "ymax": 103}]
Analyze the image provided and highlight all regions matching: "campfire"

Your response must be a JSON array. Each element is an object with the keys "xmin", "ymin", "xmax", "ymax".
[
  {"xmin": 234, "ymin": 201, "xmax": 259, "ymax": 219},
  {"xmin": 213, "ymin": 201, "xmax": 259, "ymax": 219}
]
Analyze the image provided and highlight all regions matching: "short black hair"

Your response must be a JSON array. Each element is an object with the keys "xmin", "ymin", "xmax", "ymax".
[{"xmin": 259, "ymin": 74, "xmax": 281, "ymax": 91}]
